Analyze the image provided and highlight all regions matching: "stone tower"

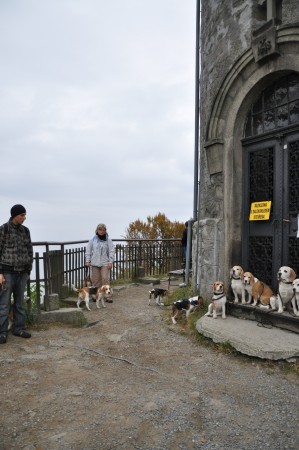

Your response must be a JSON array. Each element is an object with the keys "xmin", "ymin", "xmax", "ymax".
[{"xmin": 194, "ymin": 0, "xmax": 299, "ymax": 296}]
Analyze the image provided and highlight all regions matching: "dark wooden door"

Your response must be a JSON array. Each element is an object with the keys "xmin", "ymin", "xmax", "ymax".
[{"xmin": 242, "ymin": 132, "xmax": 299, "ymax": 289}]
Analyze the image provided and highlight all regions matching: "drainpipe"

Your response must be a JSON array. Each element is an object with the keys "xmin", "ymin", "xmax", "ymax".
[{"xmin": 184, "ymin": 0, "xmax": 201, "ymax": 287}]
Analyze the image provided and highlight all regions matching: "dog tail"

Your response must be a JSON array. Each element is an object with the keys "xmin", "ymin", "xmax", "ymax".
[{"xmin": 72, "ymin": 285, "xmax": 79, "ymax": 293}]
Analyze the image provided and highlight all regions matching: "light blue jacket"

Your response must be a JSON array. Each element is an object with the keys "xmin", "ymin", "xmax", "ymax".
[{"xmin": 85, "ymin": 235, "xmax": 115, "ymax": 267}]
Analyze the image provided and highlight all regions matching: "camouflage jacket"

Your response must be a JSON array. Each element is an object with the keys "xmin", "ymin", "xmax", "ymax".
[{"xmin": 0, "ymin": 220, "xmax": 33, "ymax": 274}]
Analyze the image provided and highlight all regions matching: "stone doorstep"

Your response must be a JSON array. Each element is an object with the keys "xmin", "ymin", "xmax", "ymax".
[
  {"xmin": 228, "ymin": 302, "xmax": 299, "ymax": 334},
  {"xmin": 196, "ymin": 315, "xmax": 299, "ymax": 361}
]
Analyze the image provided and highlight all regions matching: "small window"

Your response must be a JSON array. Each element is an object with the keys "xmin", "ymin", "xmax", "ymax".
[{"xmin": 245, "ymin": 74, "xmax": 299, "ymax": 137}]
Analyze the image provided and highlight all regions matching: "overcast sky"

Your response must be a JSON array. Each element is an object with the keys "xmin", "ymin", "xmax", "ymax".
[{"xmin": 0, "ymin": 0, "xmax": 197, "ymax": 242}]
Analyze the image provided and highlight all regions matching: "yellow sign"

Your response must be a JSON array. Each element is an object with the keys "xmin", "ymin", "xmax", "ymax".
[{"xmin": 249, "ymin": 201, "xmax": 272, "ymax": 221}]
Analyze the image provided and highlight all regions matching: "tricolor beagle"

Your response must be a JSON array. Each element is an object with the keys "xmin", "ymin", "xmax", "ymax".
[
  {"xmin": 171, "ymin": 296, "xmax": 204, "ymax": 324},
  {"xmin": 149, "ymin": 288, "xmax": 170, "ymax": 306}
]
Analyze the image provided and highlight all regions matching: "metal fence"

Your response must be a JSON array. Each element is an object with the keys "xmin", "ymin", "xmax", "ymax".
[{"xmin": 28, "ymin": 239, "xmax": 183, "ymax": 311}]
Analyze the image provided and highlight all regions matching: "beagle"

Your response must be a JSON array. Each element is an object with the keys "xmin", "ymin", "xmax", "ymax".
[
  {"xmin": 206, "ymin": 281, "xmax": 227, "ymax": 319},
  {"xmin": 148, "ymin": 288, "xmax": 170, "ymax": 306},
  {"xmin": 251, "ymin": 279, "xmax": 274, "ymax": 308},
  {"xmin": 291, "ymin": 279, "xmax": 299, "ymax": 316},
  {"xmin": 171, "ymin": 295, "xmax": 204, "ymax": 324},
  {"xmin": 73, "ymin": 286, "xmax": 92, "ymax": 311},
  {"xmin": 96, "ymin": 285, "xmax": 113, "ymax": 309},
  {"xmin": 242, "ymin": 271, "xmax": 258, "ymax": 305},
  {"xmin": 230, "ymin": 266, "xmax": 246, "ymax": 304},
  {"xmin": 275, "ymin": 266, "xmax": 297, "ymax": 313}
]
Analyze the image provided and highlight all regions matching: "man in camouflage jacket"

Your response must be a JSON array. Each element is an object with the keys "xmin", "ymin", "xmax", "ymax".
[{"xmin": 0, "ymin": 204, "xmax": 33, "ymax": 344}]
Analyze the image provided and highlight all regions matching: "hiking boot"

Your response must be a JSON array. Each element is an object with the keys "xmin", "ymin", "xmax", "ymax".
[
  {"xmin": 13, "ymin": 330, "xmax": 31, "ymax": 339},
  {"xmin": 0, "ymin": 335, "xmax": 7, "ymax": 344}
]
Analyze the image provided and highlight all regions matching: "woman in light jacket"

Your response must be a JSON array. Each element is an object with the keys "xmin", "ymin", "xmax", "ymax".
[{"xmin": 85, "ymin": 223, "xmax": 115, "ymax": 287}]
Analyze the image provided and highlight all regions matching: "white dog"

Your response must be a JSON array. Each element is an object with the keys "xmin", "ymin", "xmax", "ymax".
[
  {"xmin": 274, "ymin": 266, "xmax": 297, "ymax": 313},
  {"xmin": 95, "ymin": 285, "xmax": 113, "ymax": 309},
  {"xmin": 73, "ymin": 286, "xmax": 92, "ymax": 311},
  {"xmin": 206, "ymin": 281, "xmax": 227, "ymax": 319},
  {"xmin": 291, "ymin": 279, "xmax": 299, "ymax": 316},
  {"xmin": 230, "ymin": 265, "xmax": 246, "ymax": 304},
  {"xmin": 242, "ymin": 271, "xmax": 258, "ymax": 304}
]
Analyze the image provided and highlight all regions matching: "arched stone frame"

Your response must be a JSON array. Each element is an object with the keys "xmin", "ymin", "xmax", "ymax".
[{"xmin": 201, "ymin": 26, "xmax": 299, "ymax": 288}]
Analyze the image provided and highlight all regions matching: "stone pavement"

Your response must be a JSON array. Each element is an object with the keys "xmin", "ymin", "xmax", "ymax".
[{"xmin": 196, "ymin": 315, "xmax": 299, "ymax": 360}]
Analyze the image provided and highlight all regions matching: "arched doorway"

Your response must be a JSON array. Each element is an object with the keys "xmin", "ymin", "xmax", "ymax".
[{"xmin": 242, "ymin": 73, "xmax": 299, "ymax": 288}]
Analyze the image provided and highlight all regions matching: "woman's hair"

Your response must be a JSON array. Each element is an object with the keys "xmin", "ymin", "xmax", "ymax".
[{"xmin": 95, "ymin": 223, "xmax": 107, "ymax": 233}]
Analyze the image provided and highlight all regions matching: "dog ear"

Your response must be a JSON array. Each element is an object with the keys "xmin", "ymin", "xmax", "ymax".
[
  {"xmin": 290, "ymin": 268, "xmax": 296, "ymax": 282},
  {"xmin": 212, "ymin": 282, "xmax": 216, "ymax": 291},
  {"xmin": 229, "ymin": 268, "xmax": 233, "ymax": 278}
]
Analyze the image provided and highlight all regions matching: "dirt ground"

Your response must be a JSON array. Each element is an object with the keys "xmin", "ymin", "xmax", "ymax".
[{"xmin": 1, "ymin": 282, "xmax": 298, "ymax": 450}]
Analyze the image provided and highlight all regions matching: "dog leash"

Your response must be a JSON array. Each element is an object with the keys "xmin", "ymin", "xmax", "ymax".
[{"xmin": 85, "ymin": 266, "xmax": 90, "ymax": 278}]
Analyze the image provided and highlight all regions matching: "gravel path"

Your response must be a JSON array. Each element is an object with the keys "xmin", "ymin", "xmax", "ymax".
[{"xmin": 1, "ymin": 283, "xmax": 298, "ymax": 450}]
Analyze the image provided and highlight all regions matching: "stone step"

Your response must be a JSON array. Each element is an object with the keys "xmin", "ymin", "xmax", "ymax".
[{"xmin": 228, "ymin": 302, "xmax": 299, "ymax": 334}]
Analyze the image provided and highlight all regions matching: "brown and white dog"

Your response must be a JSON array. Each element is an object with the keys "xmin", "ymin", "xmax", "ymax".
[
  {"xmin": 96, "ymin": 285, "xmax": 113, "ymax": 309},
  {"xmin": 251, "ymin": 279, "xmax": 274, "ymax": 308},
  {"xmin": 171, "ymin": 295, "xmax": 204, "ymax": 324},
  {"xmin": 242, "ymin": 271, "xmax": 258, "ymax": 305},
  {"xmin": 291, "ymin": 279, "xmax": 299, "ymax": 316},
  {"xmin": 273, "ymin": 266, "xmax": 297, "ymax": 313},
  {"xmin": 230, "ymin": 266, "xmax": 246, "ymax": 304},
  {"xmin": 73, "ymin": 286, "xmax": 92, "ymax": 311},
  {"xmin": 149, "ymin": 288, "xmax": 170, "ymax": 306},
  {"xmin": 206, "ymin": 281, "xmax": 227, "ymax": 319}
]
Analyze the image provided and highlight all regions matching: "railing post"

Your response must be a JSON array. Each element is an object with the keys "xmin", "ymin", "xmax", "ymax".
[{"xmin": 35, "ymin": 252, "xmax": 41, "ymax": 313}]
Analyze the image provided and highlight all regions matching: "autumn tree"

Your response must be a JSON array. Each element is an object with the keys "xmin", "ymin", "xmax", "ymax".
[{"xmin": 124, "ymin": 212, "xmax": 185, "ymax": 240}]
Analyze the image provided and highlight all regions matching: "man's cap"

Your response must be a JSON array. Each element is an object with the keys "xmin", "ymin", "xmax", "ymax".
[{"xmin": 11, "ymin": 204, "xmax": 26, "ymax": 218}]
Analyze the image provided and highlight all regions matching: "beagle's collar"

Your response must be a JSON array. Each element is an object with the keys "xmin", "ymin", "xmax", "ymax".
[
  {"xmin": 279, "ymin": 280, "xmax": 293, "ymax": 284},
  {"xmin": 212, "ymin": 293, "xmax": 225, "ymax": 300},
  {"xmin": 232, "ymin": 276, "xmax": 241, "ymax": 280}
]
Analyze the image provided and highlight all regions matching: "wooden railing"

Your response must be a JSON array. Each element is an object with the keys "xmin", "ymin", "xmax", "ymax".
[{"xmin": 28, "ymin": 239, "xmax": 183, "ymax": 311}]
